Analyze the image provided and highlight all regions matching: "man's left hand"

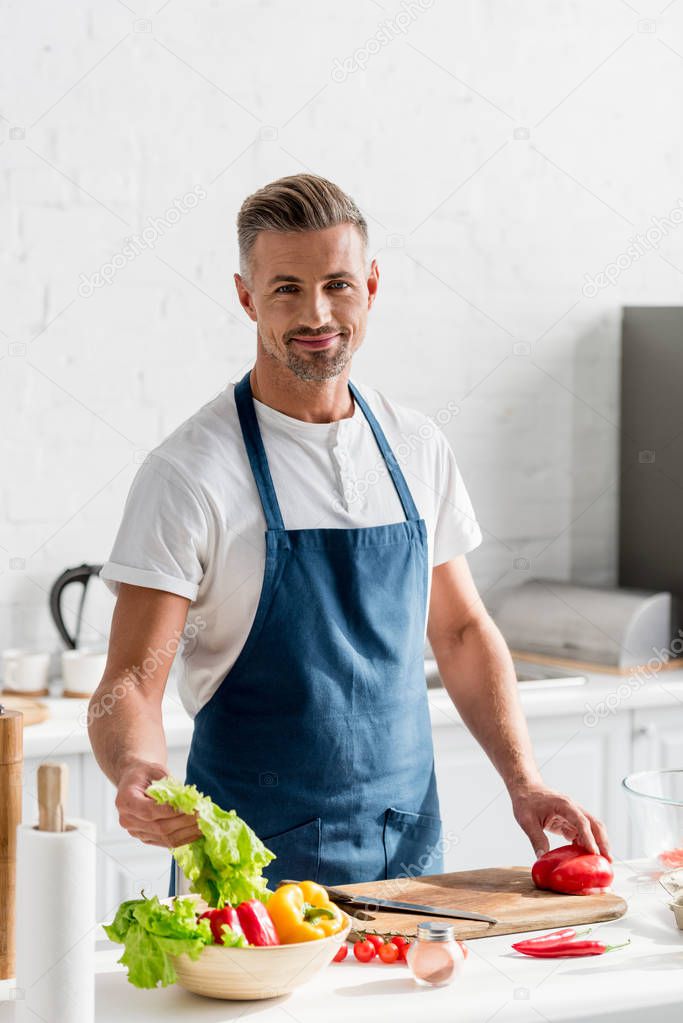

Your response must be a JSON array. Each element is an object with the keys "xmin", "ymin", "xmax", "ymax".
[{"xmin": 510, "ymin": 783, "xmax": 611, "ymax": 861}]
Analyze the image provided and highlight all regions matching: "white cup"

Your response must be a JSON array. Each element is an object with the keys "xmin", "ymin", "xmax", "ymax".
[
  {"xmin": 61, "ymin": 647, "xmax": 107, "ymax": 695},
  {"xmin": 2, "ymin": 648, "xmax": 51, "ymax": 693}
]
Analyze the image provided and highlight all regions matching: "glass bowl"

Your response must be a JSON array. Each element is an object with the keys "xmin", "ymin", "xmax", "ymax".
[{"xmin": 622, "ymin": 769, "xmax": 683, "ymax": 866}]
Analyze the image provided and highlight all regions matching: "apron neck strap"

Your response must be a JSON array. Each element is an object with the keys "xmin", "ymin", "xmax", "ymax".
[
  {"xmin": 234, "ymin": 372, "xmax": 286, "ymax": 531},
  {"xmin": 234, "ymin": 371, "xmax": 421, "ymax": 529},
  {"xmin": 348, "ymin": 381, "xmax": 420, "ymax": 522}
]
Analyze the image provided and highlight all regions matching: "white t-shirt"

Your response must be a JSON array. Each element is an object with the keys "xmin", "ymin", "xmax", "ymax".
[{"xmin": 100, "ymin": 380, "xmax": 482, "ymax": 717}]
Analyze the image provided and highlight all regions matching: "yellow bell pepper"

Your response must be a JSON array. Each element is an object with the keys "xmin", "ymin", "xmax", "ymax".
[{"xmin": 267, "ymin": 881, "xmax": 346, "ymax": 943}]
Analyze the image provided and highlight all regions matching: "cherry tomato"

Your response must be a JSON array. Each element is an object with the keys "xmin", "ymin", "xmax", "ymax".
[
  {"xmin": 365, "ymin": 934, "xmax": 384, "ymax": 953},
  {"xmin": 399, "ymin": 941, "xmax": 412, "ymax": 961},
  {"xmin": 332, "ymin": 944, "xmax": 348, "ymax": 962},
  {"xmin": 353, "ymin": 940, "xmax": 376, "ymax": 963},
  {"xmin": 378, "ymin": 941, "xmax": 400, "ymax": 964},
  {"xmin": 390, "ymin": 935, "xmax": 409, "ymax": 950}
]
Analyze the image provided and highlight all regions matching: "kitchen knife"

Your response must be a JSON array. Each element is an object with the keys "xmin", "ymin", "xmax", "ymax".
[{"xmin": 278, "ymin": 880, "xmax": 498, "ymax": 925}]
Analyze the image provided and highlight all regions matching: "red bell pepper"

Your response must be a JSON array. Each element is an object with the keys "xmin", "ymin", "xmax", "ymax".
[
  {"xmin": 234, "ymin": 899, "xmax": 280, "ymax": 946},
  {"xmin": 550, "ymin": 854, "xmax": 613, "ymax": 895},
  {"xmin": 199, "ymin": 907, "xmax": 245, "ymax": 945},
  {"xmin": 531, "ymin": 843, "xmax": 613, "ymax": 896},
  {"xmin": 531, "ymin": 845, "xmax": 580, "ymax": 889}
]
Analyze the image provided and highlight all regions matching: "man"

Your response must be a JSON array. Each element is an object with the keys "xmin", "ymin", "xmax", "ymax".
[{"xmin": 89, "ymin": 173, "xmax": 610, "ymax": 888}]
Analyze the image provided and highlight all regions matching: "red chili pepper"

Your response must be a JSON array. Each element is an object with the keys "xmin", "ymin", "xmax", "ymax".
[
  {"xmin": 511, "ymin": 926, "xmax": 590, "ymax": 951},
  {"xmin": 234, "ymin": 899, "xmax": 280, "ymax": 946},
  {"xmin": 514, "ymin": 938, "xmax": 630, "ymax": 958},
  {"xmin": 199, "ymin": 907, "xmax": 245, "ymax": 945}
]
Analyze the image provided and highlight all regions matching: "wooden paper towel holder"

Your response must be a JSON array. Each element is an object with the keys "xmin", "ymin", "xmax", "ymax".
[{"xmin": 37, "ymin": 762, "xmax": 69, "ymax": 834}]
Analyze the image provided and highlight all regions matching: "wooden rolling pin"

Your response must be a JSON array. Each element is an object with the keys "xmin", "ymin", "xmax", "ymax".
[{"xmin": 0, "ymin": 703, "xmax": 23, "ymax": 980}]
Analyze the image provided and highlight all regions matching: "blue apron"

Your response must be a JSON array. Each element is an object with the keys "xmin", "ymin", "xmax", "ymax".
[{"xmin": 171, "ymin": 369, "xmax": 443, "ymax": 892}]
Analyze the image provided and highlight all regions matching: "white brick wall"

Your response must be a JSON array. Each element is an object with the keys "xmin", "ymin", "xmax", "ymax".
[{"xmin": 2, "ymin": 0, "xmax": 683, "ymax": 656}]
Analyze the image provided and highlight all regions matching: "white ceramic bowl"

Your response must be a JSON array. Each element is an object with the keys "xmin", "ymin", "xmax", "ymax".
[{"xmin": 167, "ymin": 896, "xmax": 351, "ymax": 1001}]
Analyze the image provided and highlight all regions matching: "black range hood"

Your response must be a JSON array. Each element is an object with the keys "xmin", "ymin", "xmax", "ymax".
[{"xmin": 619, "ymin": 307, "xmax": 683, "ymax": 643}]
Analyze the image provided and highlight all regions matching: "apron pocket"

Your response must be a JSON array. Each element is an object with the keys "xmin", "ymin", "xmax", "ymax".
[
  {"xmin": 261, "ymin": 816, "xmax": 322, "ymax": 885},
  {"xmin": 382, "ymin": 806, "xmax": 443, "ymax": 881}
]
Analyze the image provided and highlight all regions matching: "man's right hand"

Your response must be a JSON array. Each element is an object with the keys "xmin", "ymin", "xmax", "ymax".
[{"xmin": 115, "ymin": 760, "xmax": 202, "ymax": 847}]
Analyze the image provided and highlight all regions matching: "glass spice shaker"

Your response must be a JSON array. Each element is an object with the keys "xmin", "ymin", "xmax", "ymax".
[{"xmin": 406, "ymin": 921, "xmax": 465, "ymax": 988}]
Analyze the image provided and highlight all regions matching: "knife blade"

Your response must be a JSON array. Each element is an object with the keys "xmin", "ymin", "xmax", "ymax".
[
  {"xmin": 341, "ymin": 896, "xmax": 497, "ymax": 924},
  {"xmin": 278, "ymin": 880, "xmax": 497, "ymax": 925}
]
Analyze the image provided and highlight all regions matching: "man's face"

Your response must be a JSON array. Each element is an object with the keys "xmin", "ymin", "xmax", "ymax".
[{"xmin": 235, "ymin": 224, "xmax": 378, "ymax": 382}]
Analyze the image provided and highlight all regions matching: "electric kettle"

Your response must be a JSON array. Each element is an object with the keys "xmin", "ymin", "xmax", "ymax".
[{"xmin": 49, "ymin": 563, "xmax": 104, "ymax": 650}]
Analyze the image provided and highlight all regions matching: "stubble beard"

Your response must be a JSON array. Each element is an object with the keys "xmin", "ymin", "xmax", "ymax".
[{"xmin": 266, "ymin": 334, "xmax": 353, "ymax": 382}]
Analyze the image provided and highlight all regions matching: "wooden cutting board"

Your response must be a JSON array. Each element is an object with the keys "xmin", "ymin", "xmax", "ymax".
[
  {"xmin": 0, "ymin": 696, "xmax": 49, "ymax": 727},
  {"xmin": 336, "ymin": 867, "xmax": 627, "ymax": 940}
]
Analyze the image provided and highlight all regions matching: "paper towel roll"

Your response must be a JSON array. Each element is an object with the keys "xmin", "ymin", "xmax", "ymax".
[{"xmin": 15, "ymin": 818, "xmax": 96, "ymax": 1023}]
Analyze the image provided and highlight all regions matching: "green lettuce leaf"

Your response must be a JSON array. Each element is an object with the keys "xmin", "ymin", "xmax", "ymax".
[
  {"xmin": 146, "ymin": 776, "xmax": 276, "ymax": 909},
  {"xmin": 103, "ymin": 895, "xmax": 213, "ymax": 989},
  {"xmin": 219, "ymin": 923, "xmax": 249, "ymax": 947}
]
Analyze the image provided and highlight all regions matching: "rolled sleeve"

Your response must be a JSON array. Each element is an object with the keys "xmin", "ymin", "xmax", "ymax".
[
  {"xmin": 432, "ymin": 430, "xmax": 482, "ymax": 566},
  {"xmin": 100, "ymin": 453, "xmax": 208, "ymax": 602}
]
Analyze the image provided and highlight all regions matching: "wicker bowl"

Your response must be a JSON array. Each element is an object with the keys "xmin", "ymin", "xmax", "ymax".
[{"xmin": 167, "ymin": 896, "xmax": 351, "ymax": 1001}]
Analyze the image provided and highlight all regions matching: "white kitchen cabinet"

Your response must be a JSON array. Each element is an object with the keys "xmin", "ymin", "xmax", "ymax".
[
  {"xmin": 93, "ymin": 746, "xmax": 189, "ymax": 921},
  {"xmin": 96, "ymin": 841, "xmax": 174, "ymax": 923},
  {"xmin": 529, "ymin": 712, "xmax": 631, "ymax": 858},
  {"xmin": 432, "ymin": 710, "xmax": 631, "ymax": 871},
  {"xmin": 19, "ymin": 678, "xmax": 683, "ymax": 925},
  {"xmin": 631, "ymin": 706, "xmax": 683, "ymax": 772}
]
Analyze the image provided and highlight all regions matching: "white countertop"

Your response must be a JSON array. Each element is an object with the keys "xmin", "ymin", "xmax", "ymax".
[
  {"xmin": 13, "ymin": 661, "xmax": 683, "ymax": 758},
  {"xmin": 11, "ymin": 690, "xmax": 193, "ymax": 758},
  {"xmin": 428, "ymin": 660, "xmax": 683, "ymax": 728},
  {"xmin": 1, "ymin": 861, "xmax": 682, "ymax": 1021}
]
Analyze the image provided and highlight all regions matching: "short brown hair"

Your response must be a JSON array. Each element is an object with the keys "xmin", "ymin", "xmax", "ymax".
[{"xmin": 237, "ymin": 173, "xmax": 369, "ymax": 283}]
